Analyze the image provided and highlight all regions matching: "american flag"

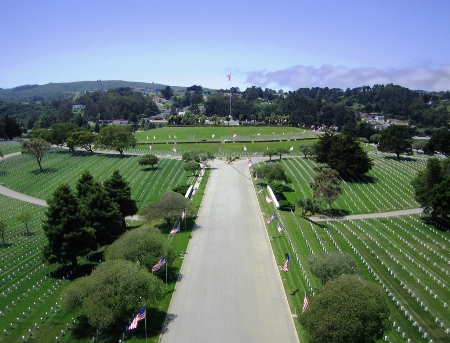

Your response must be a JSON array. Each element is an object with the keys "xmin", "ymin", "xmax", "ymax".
[
  {"xmin": 250, "ymin": 168, "xmax": 255, "ymax": 173},
  {"xmin": 257, "ymin": 188, "xmax": 263, "ymax": 194},
  {"xmin": 302, "ymin": 293, "xmax": 309, "ymax": 313},
  {"xmin": 170, "ymin": 225, "xmax": 180, "ymax": 236},
  {"xmin": 282, "ymin": 254, "xmax": 290, "ymax": 272},
  {"xmin": 254, "ymin": 172, "xmax": 258, "ymax": 180},
  {"xmin": 266, "ymin": 213, "xmax": 275, "ymax": 223},
  {"xmin": 227, "ymin": 74, "xmax": 231, "ymax": 81},
  {"xmin": 152, "ymin": 257, "xmax": 166, "ymax": 273},
  {"xmin": 265, "ymin": 195, "xmax": 272, "ymax": 203},
  {"xmin": 127, "ymin": 307, "xmax": 146, "ymax": 330},
  {"xmin": 181, "ymin": 209, "xmax": 186, "ymax": 220},
  {"xmin": 277, "ymin": 222, "xmax": 283, "ymax": 234}
]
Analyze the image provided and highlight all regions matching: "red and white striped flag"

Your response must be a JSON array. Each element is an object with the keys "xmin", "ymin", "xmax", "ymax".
[
  {"xmin": 227, "ymin": 74, "xmax": 230, "ymax": 81},
  {"xmin": 277, "ymin": 222, "xmax": 283, "ymax": 234},
  {"xmin": 181, "ymin": 209, "xmax": 186, "ymax": 220},
  {"xmin": 265, "ymin": 195, "xmax": 272, "ymax": 203},
  {"xmin": 152, "ymin": 257, "xmax": 166, "ymax": 273},
  {"xmin": 170, "ymin": 224, "xmax": 180, "ymax": 236},
  {"xmin": 127, "ymin": 307, "xmax": 146, "ymax": 330},
  {"xmin": 302, "ymin": 293, "xmax": 309, "ymax": 313},
  {"xmin": 266, "ymin": 213, "xmax": 275, "ymax": 223},
  {"xmin": 257, "ymin": 188, "xmax": 263, "ymax": 194},
  {"xmin": 282, "ymin": 254, "xmax": 290, "ymax": 272}
]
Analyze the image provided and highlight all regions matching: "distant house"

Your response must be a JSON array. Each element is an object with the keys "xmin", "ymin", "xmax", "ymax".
[
  {"xmin": 99, "ymin": 119, "xmax": 128, "ymax": 125},
  {"xmin": 374, "ymin": 115, "xmax": 384, "ymax": 122},
  {"xmin": 72, "ymin": 105, "xmax": 86, "ymax": 111}
]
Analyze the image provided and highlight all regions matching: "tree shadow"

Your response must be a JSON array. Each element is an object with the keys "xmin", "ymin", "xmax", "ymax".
[
  {"xmin": 420, "ymin": 216, "xmax": 450, "ymax": 232},
  {"xmin": 0, "ymin": 171, "xmax": 8, "ymax": 177},
  {"xmin": 382, "ymin": 155, "xmax": 415, "ymax": 162},
  {"xmin": 341, "ymin": 175, "xmax": 377, "ymax": 184},
  {"xmin": 142, "ymin": 167, "xmax": 159, "ymax": 171},
  {"xmin": 29, "ymin": 167, "xmax": 58, "ymax": 174}
]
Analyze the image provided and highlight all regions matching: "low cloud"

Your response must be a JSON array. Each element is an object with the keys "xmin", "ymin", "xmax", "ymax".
[{"xmin": 246, "ymin": 64, "xmax": 450, "ymax": 92}]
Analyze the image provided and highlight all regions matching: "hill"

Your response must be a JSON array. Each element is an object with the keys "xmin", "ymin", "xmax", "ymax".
[{"xmin": 0, "ymin": 80, "xmax": 191, "ymax": 103}]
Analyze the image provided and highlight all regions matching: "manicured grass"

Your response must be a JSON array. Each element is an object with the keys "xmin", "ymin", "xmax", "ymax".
[
  {"xmin": 134, "ymin": 126, "xmax": 318, "ymax": 143},
  {"xmin": 0, "ymin": 150, "xmax": 195, "ymax": 209},
  {"xmin": 0, "ymin": 164, "xmax": 210, "ymax": 343},
  {"xmin": 0, "ymin": 140, "xmax": 22, "ymax": 155}
]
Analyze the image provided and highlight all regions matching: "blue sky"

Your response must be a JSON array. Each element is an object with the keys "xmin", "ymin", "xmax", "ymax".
[{"xmin": 1, "ymin": 0, "xmax": 449, "ymax": 91}]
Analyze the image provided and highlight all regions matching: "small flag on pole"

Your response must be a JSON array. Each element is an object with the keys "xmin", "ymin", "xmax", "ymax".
[
  {"xmin": 170, "ymin": 224, "xmax": 180, "ymax": 236},
  {"xmin": 127, "ymin": 307, "xmax": 146, "ymax": 330},
  {"xmin": 266, "ymin": 212, "xmax": 275, "ymax": 223},
  {"xmin": 282, "ymin": 254, "xmax": 290, "ymax": 272},
  {"xmin": 182, "ymin": 209, "xmax": 186, "ymax": 220},
  {"xmin": 250, "ymin": 168, "xmax": 255, "ymax": 173},
  {"xmin": 277, "ymin": 222, "xmax": 283, "ymax": 234},
  {"xmin": 152, "ymin": 257, "xmax": 166, "ymax": 273},
  {"xmin": 227, "ymin": 74, "xmax": 231, "ymax": 81},
  {"xmin": 265, "ymin": 195, "xmax": 272, "ymax": 203},
  {"xmin": 257, "ymin": 188, "xmax": 263, "ymax": 194},
  {"xmin": 302, "ymin": 293, "xmax": 309, "ymax": 313}
]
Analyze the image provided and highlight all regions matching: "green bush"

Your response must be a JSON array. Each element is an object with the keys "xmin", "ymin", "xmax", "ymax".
[
  {"xmin": 172, "ymin": 184, "xmax": 190, "ymax": 195},
  {"xmin": 278, "ymin": 199, "xmax": 294, "ymax": 211}
]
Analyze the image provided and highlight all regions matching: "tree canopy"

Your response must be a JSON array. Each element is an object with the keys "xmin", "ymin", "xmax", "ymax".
[
  {"xmin": 424, "ymin": 128, "xmax": 450, "ymax": 157},
  {"xmin": 21, "ymin": 138, "xmax": 51, "ymax": 172},
  {"xmin": 97, "ymin": 125, "xmax": 136, "ymax": 154},
  {"xmin": 43, "ymin": 184, "xmax": 96, "ymax": 267},
  {"xmin": 103, "ymin": 169, "xmax": 138, "ymax": 223},
  {"xmin": 307, "ymin": 252, "xmax": 358, "ymax": 284},
  {"xmin": 310, "ymin": 168, "xmax": 341, "ymax": 214},
  {"xmin": 140, "ymin": 191, "xmax": 191, "ymax": 227},
  {"xmin": 313, "ymin": 131, "xmax": 373, "ymax": 176},
  {"xmin": 411, "ymin": 157, "xmax": 450, "ymax": 219},
  {"xmin": 138, "ymin": 153, "xmax": 159, "ymax": 169},
  {"xmin": 300, "ymin": 275, "xmax": 390, "ymax": 343},
  {"xmin": 104, "ymin": 226, "xmax": 175, "ymax": 273},
  {"xmin": 257, "ymin": 163, "xmax": 290, "ymax": 183},
  {"xmin": 377, "ymin": 125, "xmax": 413, "ymax": 159},
  {"xmin": 184, "ymin": 160, "xmax": 201, "ymax": 176},
  {"xmin": 63, "ymin": 259, "xmax": 166, "ymax": 330}
]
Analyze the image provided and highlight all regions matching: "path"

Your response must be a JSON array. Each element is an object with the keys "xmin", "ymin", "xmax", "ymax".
[{"xmin": 160, "ymin": 159, "xmax": 299, "ymax": 343}]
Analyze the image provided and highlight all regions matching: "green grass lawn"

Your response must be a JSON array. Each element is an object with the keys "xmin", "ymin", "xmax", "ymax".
[
  {"xmin": 1, "ymin": 125, "xmax": 449, "ymax": 343},
  {"xmin": 0, "ymin": 140, "xmax": 22, "ymax": 155}
]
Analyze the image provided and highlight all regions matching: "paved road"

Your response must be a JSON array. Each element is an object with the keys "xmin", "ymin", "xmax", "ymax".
[
  {"xmin": 161, "ymin": 159, "xmax": 299, "ymax": 343},
  {"xmin": 310, "ymin": 208, "xmax": 423, "ymax": 222}
]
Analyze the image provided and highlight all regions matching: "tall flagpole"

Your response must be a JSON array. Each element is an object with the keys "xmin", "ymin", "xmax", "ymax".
[
  {"xmin": 229, "ymin": 72, "xmax": 232, "ymax": 118},
  {"xmin": 145, "ymin": 306, "xmax": 148, "ymax": 343}
]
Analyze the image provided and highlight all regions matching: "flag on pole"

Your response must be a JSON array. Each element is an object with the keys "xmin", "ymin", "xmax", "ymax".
[
  {"xmin": 181, "ymin": 209, "xmax": 186, "ymax": 220},
  {"xmin": 266, "ymin": 212, "xmax": 275, "ymax": 223},
  {"xmin": 170, "ymin": 224, "xmax": 180, "ymax": 236},
  {"xmin": 277, "ymin": 222, "xmax": 283, "ymax": 234},
  {"xmin": 282, "ymin": 254, "xmax": 290, "ymax": 272},
  {"xmin": 250, "ymin": 168, "xmax": 255, "ymax": 173},
  {"xmin": 152, "ymin": 257, "xmax": 166, "ymax": 273},
  {"xmin": 255, "ymin": 172, "xmax": 258, "ymax": 180},
  {"xmin": 227, "ymin": 74, "xmax": 231, "ymax": 81},
  {"xmin": 302, "ymin": 293, "xmax": 309, "ymax": 313},
  {"xmin": 127, "ymin": 307, "xmax": 146, "ymax": 330},
  {"xmin": 257, "ymin": 188, "xmax": 263, "ymax": 194},
  {"xmin": 265, "ymin": 195, "xmax": 272, "ymax": 203}
]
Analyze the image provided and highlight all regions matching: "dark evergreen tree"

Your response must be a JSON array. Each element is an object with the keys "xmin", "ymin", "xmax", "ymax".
[
  {"xmin": 424, "ymin": 128, "xmax": 450, "ymax": 157},
  {"xmin": 42, "ymin": 184, "xmax": 96, "ymax": 268},
  {"xmin": 313, "ymin": 131, "xmax": 373, "ymax": 176},
  {"xmin": 103, "ymin": 170, "xmax": 138, "ymax": 224}
]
